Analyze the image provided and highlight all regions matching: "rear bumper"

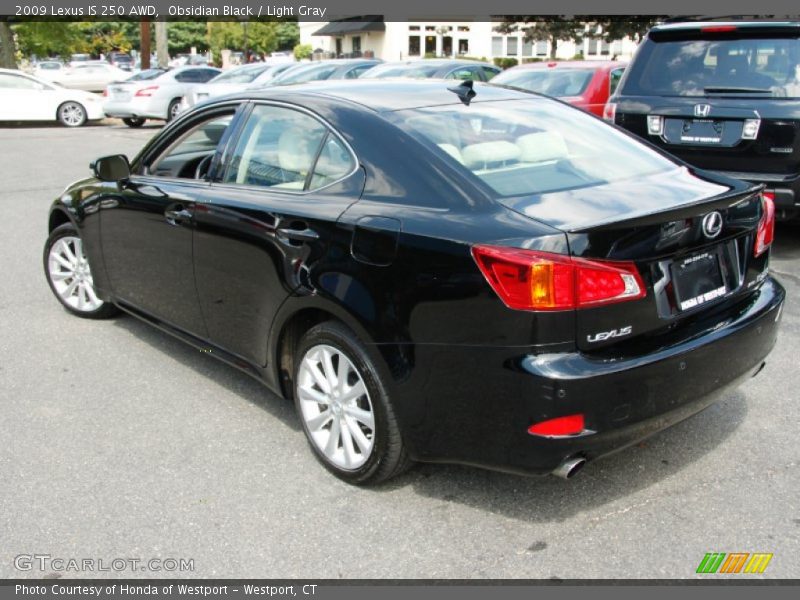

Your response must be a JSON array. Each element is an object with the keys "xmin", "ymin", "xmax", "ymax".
[
  {"xmin": 103, "ymin": 97, "xmax": 167, "ymax": 120},
  {"xmin": 397, "ymin": 277, "xmax": 785, "ymax": 476}
]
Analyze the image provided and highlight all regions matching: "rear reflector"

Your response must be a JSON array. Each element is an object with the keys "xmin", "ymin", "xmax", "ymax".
[
  {"xmin": 528, "ymin": 414, "xmax": 585, "ymax": 437},
  {"xmin": 472, "ymin": 245, "xmax": 646, "ymax": 311},
  {"xmin": 754, "ymin": 192, "xmax": 776, "ymax": 257}
]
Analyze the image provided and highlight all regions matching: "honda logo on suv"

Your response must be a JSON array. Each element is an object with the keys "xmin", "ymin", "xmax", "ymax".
[{"xmin": 694, "ymin": 104, "xmax": 712, "ymax": 118}]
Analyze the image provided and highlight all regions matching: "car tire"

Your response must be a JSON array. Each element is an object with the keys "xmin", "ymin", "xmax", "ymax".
[
  {"xmin": 57, "ymin": 102, "xmax": 87, "ymax": 127},
  {"xmin": 293, "ymin": 321, "xmax": 412, "ymax": 484},
  {"xmin": 122, "ymin": 117, "xmax": 146, "ymax": 128},
  {"xmin": 43, "ymin": 223, "xmax": 119, "ymax": 319},
  {"xmin": 167, "ymin": 99, "xmax": 182, "ymax": 122}
]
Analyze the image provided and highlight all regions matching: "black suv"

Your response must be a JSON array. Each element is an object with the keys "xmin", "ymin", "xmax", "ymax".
[{"xmin": 607, "ymin": 20, "xmax": 800, "ymax": 220}]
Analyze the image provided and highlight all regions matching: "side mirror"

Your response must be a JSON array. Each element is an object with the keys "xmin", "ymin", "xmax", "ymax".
[{"xmin": 91, "ymin": 154, "xmax": 130, "ymax": 182}]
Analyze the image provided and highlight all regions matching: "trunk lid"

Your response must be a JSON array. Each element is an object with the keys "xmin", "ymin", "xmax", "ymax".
[{"xmin": 497, "ymin": 167, "xmax": 768, "ymax": 352}]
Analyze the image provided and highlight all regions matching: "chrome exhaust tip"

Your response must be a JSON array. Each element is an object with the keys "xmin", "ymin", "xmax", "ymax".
[{"xmin": 552, "ymin": 457, "xmax": 586, "ymax": 480}]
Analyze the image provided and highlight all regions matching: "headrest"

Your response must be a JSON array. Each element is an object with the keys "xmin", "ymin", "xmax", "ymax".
[
  {"xmin": 462, "ymin": 141, "xmax": 521, "ymax": 168},
  {"xmin": 516, "ymin": 131, "xmax": 569, "ymax": 163}
]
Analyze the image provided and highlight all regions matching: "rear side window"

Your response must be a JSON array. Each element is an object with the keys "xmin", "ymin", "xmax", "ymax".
[
  {"xmin": 609, "ymin": 67, "xmax": 625, "ymax": 95},
  {"xmin": 622, "ymin": 35, "xmax": 800, "ymax": 98},
  {"xmin": 492, "ymin": 68, "xmax": 595, "ymax": 96},
  {"xmin": 223, "ymin": 104, "xmax": 354, "ymax": 191}
]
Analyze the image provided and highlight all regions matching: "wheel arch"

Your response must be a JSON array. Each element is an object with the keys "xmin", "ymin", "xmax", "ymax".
[
  {"xmin": 48, "ymin": 206, "xmax": 75, "ymax": 232},
  {"xmin": 55, "ymin": 100, "xmax": 85, "ymax": 122},
  {"xmin": 270, "ymin": 297, "xmax": 408, "ymax": 403}
]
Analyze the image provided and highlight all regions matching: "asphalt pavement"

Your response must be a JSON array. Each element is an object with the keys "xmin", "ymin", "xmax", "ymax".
[{"xmin": 1, "ymin": 122, "xmax": 798, "ymax": 579}]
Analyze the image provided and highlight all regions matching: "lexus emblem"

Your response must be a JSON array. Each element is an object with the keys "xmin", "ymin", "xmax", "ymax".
[
  {"xmin": 694, "ymin": 104, "xmax": 712, "ymax": 118},
  {"xmin": 702, "ymin": 211, "xmax": 723, "ymax": 238}
]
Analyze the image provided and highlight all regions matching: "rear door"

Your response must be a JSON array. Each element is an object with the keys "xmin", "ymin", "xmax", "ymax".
[
  {"xmin": 192, "ymin": 102, "xmax": 364, "ymax": 367},
  {"xmin": 614, "ymin": 26, "xmax": 800, "ymax": 176}
]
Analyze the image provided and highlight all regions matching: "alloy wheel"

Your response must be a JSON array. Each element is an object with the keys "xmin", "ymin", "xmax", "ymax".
[
  {"xmin": 296, "ymin": 344, "xmax": 375, "ymax": 470},
  {"xmin": 47, "ymin": 236, "xmax": 104, "ymax": 312},
  {"xmin": 59, "ymin": 103, "xmax": 85, "ymax": 127}
]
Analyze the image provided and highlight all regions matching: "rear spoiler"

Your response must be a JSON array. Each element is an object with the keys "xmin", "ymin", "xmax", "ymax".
[{"xmin": 567, "ymin": 185, "xmax": 762, "ymax": 233}]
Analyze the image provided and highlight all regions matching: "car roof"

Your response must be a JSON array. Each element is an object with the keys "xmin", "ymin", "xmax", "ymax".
[
  {"xmin": 652, "ymin": 20, "xmax": 800, "ymax": 32},
  {"xmin": 222, "ymin": 79, "xmax": 535, "ymax": 112}
]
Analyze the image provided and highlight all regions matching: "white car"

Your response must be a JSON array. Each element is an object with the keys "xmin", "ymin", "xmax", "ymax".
[
  {"xmin": 0, "ymin": 68, "xmax": 104, "ymax": 127},
  {"xmin": 103, "ymin": 66, "xmax": 221, "ymax": 127},
  {"xmin": 181, "ymin": 63, "xmax": 295, "ymax": 111},
  {"xmin": 54, "ymin": 62, "xmax": 132, "ymax": 92},
  {"xmin": 32, "ymin": 61, "xmax": 66, "ymax": 81}
]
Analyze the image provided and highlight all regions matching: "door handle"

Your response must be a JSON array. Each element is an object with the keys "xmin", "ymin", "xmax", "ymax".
[
  {"xmin": 276, "ymin": 226, "xmax": 320, "ymax": 244},
  {"xmin": 165, "ymin": 206, "xmax": 193, "ymax": 225}
]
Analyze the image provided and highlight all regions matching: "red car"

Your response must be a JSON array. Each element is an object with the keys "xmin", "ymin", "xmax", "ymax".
[{"xmin": 491, "ymin": 60, "xmax": 627, "ymax": 117}]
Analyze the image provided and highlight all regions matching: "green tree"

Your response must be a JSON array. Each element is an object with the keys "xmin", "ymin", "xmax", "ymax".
[
  {"xmin": 167, "ymin": 22, "xmax": 209, "ymax": 54},
  {"xmin": 594, "ymin": 17, "xmax": 666, "ymax": 44},
  {"xmin": 13, "ymin": 21, "xmax": 81, "ymax": 59},
  {"xmin": 294, "ymin": 43, "xmax": 312, "ymax": 61},
  {"xmin": 274, "ymin": 21, "xmax": 299, "ymax": 51},
  {"xmin": 0, "ymin": 21, "xmax": 17, "ymax": 68},
  {"xmin": 495, "ymin": 17, "xmax": 592, "ymax": 60}
]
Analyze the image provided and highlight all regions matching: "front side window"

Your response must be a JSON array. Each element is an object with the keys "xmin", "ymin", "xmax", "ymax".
[
  {"xmin": 446, "ymin": 67, "xmax": 479, "ymax": 81},
  {"xmin": 623, "ymin": 36, "xmax": 800, "ymax": 98},
  {"xmin": 393, "ymin": 99, "xmax": 675, "ymax": 197},
  {"xmin": 148, "ymin": 114, "xmax": 234, "ymax": 178},
  {"xmin": 223, "ymin": 105, "xmax": 354, "ymax": 191},
  {"xmin": 0, "ymin": 74, "xmax": 42, "ymax": 90}
]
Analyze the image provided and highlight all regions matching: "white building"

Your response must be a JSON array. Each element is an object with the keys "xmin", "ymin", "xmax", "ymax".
[{"xmin": 299, "ymin": 19, "xmax": 640, "ymax": 63}]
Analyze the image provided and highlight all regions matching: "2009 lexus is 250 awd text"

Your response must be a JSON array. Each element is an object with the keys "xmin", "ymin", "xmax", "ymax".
[{"xmin": 43, "ymin": 80, "xmax": 785, "ymax": 484}]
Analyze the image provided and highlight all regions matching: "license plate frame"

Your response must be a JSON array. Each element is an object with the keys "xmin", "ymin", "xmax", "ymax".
[
  {"xmin": 679, "ymin": 119, "xmax": 725, "ymax": 144},
  {"xmin": 671, "ymin": 247, "xmax": 728, "ymax": 312}
]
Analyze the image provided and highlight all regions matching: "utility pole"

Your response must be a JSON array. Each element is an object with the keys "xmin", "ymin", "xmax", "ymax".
[
  {"xmin": 140, "ymin": 21, "xmax": 151, "ymax": 69},
  {"xmin": 155, "ymin": 21, "xmax": 168, "ymax": 68}
]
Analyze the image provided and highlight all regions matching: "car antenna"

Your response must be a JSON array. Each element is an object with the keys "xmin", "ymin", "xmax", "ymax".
[{"xmin": 447, "ymin": 79, "xmax": 476, "ymax": 105}]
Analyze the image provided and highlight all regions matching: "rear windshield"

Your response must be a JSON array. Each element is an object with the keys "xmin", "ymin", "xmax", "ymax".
[
  {"xmin": 392, "ymin": 99, "xmax": 674, "ymax": 197},
  {"xmin": 492, "ymin": 68, "xmax": 595, "ymax": 96},
  {"xmin": 622, "ymin": 36, "xmax": 800, "ymax": 98}
]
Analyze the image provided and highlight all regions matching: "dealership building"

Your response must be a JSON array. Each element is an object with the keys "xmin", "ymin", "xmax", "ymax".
[{"xmin": 299, "ymin": 18, "xmax": 639, "ymax": 62}]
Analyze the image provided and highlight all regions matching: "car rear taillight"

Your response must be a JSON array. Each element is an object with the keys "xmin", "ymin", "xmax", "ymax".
[
  {"xmin": 602, "ymin": 102, "xmax": 617, "ymax": 122},
  {"xmin": 471, "ymin": 245, "xmax": 646, "ymax": 311},
  {"xmin": 754, "ymin": 192, "xmax": 776, "ymax": 257},
  {"xmin": 135, "ymin": 86, "xmax": 158, "ymax": 97},
  {"xmin": 528, "ymin": 414, "xmax": 585, "ymax": 437},
  {"xmin": 102, "ymin": 89, "xmax": 107, "ymax": 97}
]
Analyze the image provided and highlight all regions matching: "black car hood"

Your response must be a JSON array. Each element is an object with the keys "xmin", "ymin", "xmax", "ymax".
[{"xmin": 495, "ymin": 166, "xmax": 751, "ymax": 232}]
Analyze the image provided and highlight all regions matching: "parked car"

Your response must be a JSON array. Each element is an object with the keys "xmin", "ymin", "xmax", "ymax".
[
  {"xmin": 43, "ymin": 80, "xmax": 784, "ymax": 484},
  {"xmin": 255, "ymin": 59, "xmax": 382, "ymax": 87},
  {"xmin": 491, "ymin": 60, "xmax": 627, "ymax": 116},
  {"xmin": 0, "ymin": 68, "xmax": 103, "ymax": 126},
  {"xmin": 360, "ymin": 59, "xmax": 501, "ymax": 81},
  {"xmin": 57, "ymin": 62, "xmax": 132, "ymax": 92},
  {"xmin": 181, "ymin": 62, "xmax": 295, "ymax": 110},
  {"xmin": 32, "ymin": 60, "xmax": 66, "ymax": 81},
  {"xmin": 107, "ymin": 52, "xmax": 134, "ymax": 72},
  {"xmin": 68, "ymin": 54, "xmax": 91, "ymax": 67},
  {"xmin": 607, "ymin": 19, "xmax": 800, "ymax": 221},
  {"xmin": 103, "ymin": 66, "xmax": 221, "ymax": 127}
]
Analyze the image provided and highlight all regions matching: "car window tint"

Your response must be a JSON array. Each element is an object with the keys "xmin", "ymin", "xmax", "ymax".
[
  {"xmin": 395, "ymin": 99, "xmax": 674, "ymax": 197},
  {"xmin": 482, "ymin": 66, "xmax": 501, "ymax": 81},
  {"xmin": 345, "ymin": 65, "xmax": 373, "ymax": 79},
  {"xmin": 492, "ymin": 68, "xmax": 595, "ymax": 96},
  {"xmin": 148, "ymin": 114, "xmax": 234, "ymax": 178},
  {"xmin": 609, "ymin": 68, "xmax": 625, "ymax": 95},
  {"xmin": 0, "ymin": 74, "xmax": 40, "ymax": 90},
  {"xmin": 175, "ymin": 70, "xmax": 204, "ymax": 83},
  {"xmin": 223, "ymin": 105, "xmax": 329, "ymax": 191},
  {"xmin": 309, "ymin": 136, "xmax": 355, "ymax": 189},
  {"xmin": 446, "ymin": 67, "xmax": 480, "ymax": 81}
]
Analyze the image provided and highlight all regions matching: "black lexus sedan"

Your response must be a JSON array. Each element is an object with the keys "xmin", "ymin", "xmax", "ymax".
[{"xmin": 43, "ymin": 80, "xmax": 785, "ymax": 484}]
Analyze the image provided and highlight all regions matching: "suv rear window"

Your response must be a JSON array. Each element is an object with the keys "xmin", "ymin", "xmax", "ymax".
[{"xmin": 622, "ymin": 35, "xmax": 800, "ymax": 98}]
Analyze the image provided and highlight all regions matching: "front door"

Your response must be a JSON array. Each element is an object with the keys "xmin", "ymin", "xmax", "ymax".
[{"xmin": 100, "ymin": 109, "xmax": 238, "ymax": 337}]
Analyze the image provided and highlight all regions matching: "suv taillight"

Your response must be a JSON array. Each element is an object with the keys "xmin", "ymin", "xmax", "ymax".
[
  {"xmin": 602, "ymin": 102, "xmax": 617, "ymax": 122},
  {"xmin": 754, "ymin": 192, "xmax": 776, "ymax": 257},
  {"xmin": 471, "ymin": 245, "xmax": 645, "ymax": 311}
]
